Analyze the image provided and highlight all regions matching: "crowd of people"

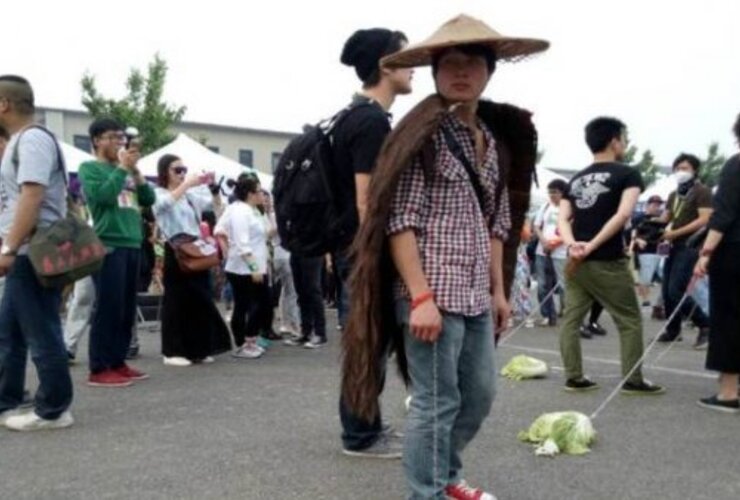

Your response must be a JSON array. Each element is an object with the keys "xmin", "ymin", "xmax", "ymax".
[{"xmin": 1, "ymin": 13, "xmax": 739, "ymax": 500}]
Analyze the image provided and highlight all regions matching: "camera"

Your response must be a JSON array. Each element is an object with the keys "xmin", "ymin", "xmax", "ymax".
[{"xmin": 124, "ymin": 127, "xmax": 140, "ymax": 149}]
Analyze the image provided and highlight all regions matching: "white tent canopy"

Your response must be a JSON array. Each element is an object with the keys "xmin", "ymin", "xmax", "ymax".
[
  {"xmin": 138, "ymin": 133, "xmax": 273, "ymax": 189},
  {"xmin": 61, "ymin": 142, "xmax": 95, "ymax": 173},
  {"xmin": 640, "ymin": 174, "xmax": 676, "ymax": 203}
]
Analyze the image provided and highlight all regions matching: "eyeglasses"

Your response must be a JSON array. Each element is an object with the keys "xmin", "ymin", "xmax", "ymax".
[
  {"xmin": 101, "ymin": 132, "xmax": 125, "ymax": 142},
  {"xmin": 172, "ymin": 166, "xmax": 188, "ymax": 175}
]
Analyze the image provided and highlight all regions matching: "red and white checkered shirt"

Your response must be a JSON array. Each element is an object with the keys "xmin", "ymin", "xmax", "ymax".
[{"xmin": 386, "ymin": 113, "xmax": 511, "ymax": 316}]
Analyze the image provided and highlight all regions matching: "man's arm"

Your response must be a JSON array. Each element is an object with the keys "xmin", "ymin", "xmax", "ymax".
[
  {"xmin": 389, "ymin": 230, "xmax": 441, "ymax": 343},
  {"xmin": 79, "ymin": 164, "xmax": 128, "ymax": 207},
  {"xmin": 0, "ymin": 184, "xmax": 45, "ymax": 276},
  {"xmin": 664, "ymin": 208, "xmax": 713, "ymax": 240},
  {"xmin": 584, "ymin": 187, "xmax": 640, "ymax": 256},
  {"xmin": 489, "ymin": 237, "xmax": 509, "ymax": 333},
  {"xmin": 558, "ymin": 199, "xmax": 576, "ymax": 247},
  {"xmin": 354, "ymin": 173, "xmax": 370, "ymax": 224}
]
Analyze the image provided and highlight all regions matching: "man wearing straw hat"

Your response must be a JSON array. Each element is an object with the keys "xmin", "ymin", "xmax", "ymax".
[{"xmin": 341, "ymin": 14, "xmax": 547, "ymax": 499}]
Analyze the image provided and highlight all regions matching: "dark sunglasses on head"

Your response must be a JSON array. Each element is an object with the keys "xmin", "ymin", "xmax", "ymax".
[{"xmin": 172, "ymin": 166, "xmax": 188, "ymax": 175}]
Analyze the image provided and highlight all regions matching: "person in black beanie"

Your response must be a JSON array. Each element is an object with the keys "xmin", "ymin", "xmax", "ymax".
[{"xmin": 326, "ymin": 27, "xmax": 412, "ymax": 459}]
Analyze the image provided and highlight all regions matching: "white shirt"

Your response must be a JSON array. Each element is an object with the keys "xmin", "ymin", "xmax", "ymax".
[
  {"xmin": 215, "ymin": 201, "xmax": 268, "ymax": 275},
  {"xmin": 534, "ymin": 202, "xmax": 567, "ymax": 259}
]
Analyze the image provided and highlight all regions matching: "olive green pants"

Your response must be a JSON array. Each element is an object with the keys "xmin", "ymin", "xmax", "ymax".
[{"xmin": 559, "ymin": 259, "xmax": 644, "ymax": 384}]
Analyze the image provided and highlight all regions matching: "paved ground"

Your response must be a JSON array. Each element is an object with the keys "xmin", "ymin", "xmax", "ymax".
[{"xmin": 1, "ymin": 305, "xmax": 738, "ymax": 500}]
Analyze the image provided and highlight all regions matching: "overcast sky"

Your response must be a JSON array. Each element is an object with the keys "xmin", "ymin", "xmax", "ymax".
[{"xmin": 6, "ymin": 0, "xmax": 739, "ymax": 169}]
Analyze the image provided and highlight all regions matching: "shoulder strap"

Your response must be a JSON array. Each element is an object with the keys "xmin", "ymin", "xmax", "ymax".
[
  {"xmin": 440, "ymin": 127, "xmax": 487, "ymax": 213},
  {"xmin": 11, "ymin": 124, "xmax": 68, "ymax": 187}
]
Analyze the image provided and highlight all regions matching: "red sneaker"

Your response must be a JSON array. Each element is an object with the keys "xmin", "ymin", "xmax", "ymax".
[
  {"xmin": 444, "ymin": 480, "xmax": 497, "ymax": 500},
  {"xmin": 88, "ymin": 369, "xmax": 133, "ymax": 387},
  {"xmin": 116, "ymin": 364, "xmax": 150, "ymax": 381}
]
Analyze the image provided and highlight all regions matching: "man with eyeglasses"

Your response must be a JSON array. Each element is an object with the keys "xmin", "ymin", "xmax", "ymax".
[{"xmin": 78, "ymin": 118, "xmax": 155, "ymax": 387}]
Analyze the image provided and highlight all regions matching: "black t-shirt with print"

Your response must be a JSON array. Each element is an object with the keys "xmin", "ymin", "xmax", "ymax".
[
  {"xmin": 330, "ymin": 96, "xmax": 391, "ymax": 250},
  {"xmin": 565, "ymin": 162, "xmax": 644, "ymax": 261}
]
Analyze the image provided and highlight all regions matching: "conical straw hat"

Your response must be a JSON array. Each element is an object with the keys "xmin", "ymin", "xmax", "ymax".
[{"xmin": 382, "ymin": 14, "xmax": 549, "ymax": 68}]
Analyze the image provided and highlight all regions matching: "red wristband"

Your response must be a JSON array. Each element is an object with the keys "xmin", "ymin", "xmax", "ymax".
[{"xmin": 411, "ymin": 291, "xmax": 434, "ymax": 310}]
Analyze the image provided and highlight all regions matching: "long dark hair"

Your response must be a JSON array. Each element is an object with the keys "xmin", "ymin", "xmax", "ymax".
[
  {"xmin": 157, "ymin": 154, "xmax": 181, "ymax": 188},
  {"xmin": 227, "ymin": 173, "xmax": 261, "ymax": 202}
]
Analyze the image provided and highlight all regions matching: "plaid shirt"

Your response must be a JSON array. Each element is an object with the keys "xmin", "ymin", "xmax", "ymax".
[{"xmin": 386, "ymin": 113, "xmax": 511, "ymax": 316}]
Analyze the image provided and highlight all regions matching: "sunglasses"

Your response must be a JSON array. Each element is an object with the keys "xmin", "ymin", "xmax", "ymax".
[{"xmin": 172, "ymin": 166, "xmax": 188, "ymax": 175}]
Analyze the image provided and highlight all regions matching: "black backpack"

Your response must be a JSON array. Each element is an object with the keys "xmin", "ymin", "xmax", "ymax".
[{"xmin": 273, "ymin": 102, "xmax": 371, "ymax": 257}]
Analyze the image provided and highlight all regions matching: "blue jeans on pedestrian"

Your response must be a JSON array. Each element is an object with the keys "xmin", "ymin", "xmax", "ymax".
[
  {"xmin": 396, "ymin": 301, "xmax": 496, "ymax": 500},
  {"xmin": 535, "ymin": 254, "xmax": 557, "ymax": 320},
  {"xmin": 0, "ymin": 256, "xmax": 72, "ymax": 419},
  {"xmin": 663, "ymin": 244, "xmax": 709, "ymax": 336},
  {"xmin": 89, "ymin": 247, "xmax": 140, "ymax": 373}
]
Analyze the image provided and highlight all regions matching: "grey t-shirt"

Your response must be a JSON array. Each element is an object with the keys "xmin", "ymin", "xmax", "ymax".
[{"xmin": 0, "ymin": 127, "xmax": 67, "ymax": 253}]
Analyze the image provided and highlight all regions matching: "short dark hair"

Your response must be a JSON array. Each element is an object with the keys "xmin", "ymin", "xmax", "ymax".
[
  {"xmin": 547, "ymin": 179, "xmax": 568, "ymax": 193},
  {"xmin": 432, "ymin": 44, "xmax": 498, "ymax": 76},
  {"xmin": 672, "ymin": 153, "xmax": 701, "ymax": 173},
  {"xmin": 0, "ymin": 75, "xmax": 35, "ymax": 115},
  {"xmin": 0, "ymin": 125, "xmax": 9, "ymax": 140},
  {"xmin": 157, "ymin": 154, "xmax": 181, "ymax": 187},
  {"xmin": 363, "ymin": 32, "xmax": 409, "ymax": 87},
  {"xmin": 89, "ymin": 117, "xmax": 123, "ymax": 150},
  {"xmin": 584, "ymin": 117, "xmax": 626, "ymax": 154},
  {"xmin": 230, "ymin": 173, "xmax": 261, "ymax": 202},
  {"xmin": 733, "ymin": 113, "xmax": 740, "ymax": 143}
]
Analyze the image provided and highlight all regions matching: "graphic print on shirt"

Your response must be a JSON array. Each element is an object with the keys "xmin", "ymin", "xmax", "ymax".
[
  {"xmin": 569, "ymin": 172, "xmax": 612, "ymax": 209},
  {"xmin": 117, "ymin": 177, "xmax": 139, "ymax": 210}
]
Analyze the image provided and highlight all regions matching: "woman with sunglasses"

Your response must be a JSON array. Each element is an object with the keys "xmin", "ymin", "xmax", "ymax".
[{"xmin": 153, "ymin": 154, "xmax": 231, "ymax": 366}]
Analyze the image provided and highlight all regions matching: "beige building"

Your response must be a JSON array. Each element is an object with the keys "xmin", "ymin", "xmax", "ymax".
[{"xmin": 36, "ymin": 106, "xmax": 297, "ymax": 175}]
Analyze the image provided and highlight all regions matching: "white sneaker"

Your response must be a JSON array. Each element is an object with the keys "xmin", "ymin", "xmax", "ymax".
[
  {"xmin": 232, "ymin": 344, "xmax": 262, "ymax": 359},
  {"xmin": 524, "ymin": 319, "xmax": 535, "ymax": 328},
  {"xmin": 201, "ymin": 356, "xmax": 215, "ymax": 364},
  {"xmin": 4, "ymin": 410, "xmax": 74, "ymax": 431},
  {"xmin": 163, "ymin": 356, "xmax": 192, "ymax": 367},
  {"xmin": 0, "ymin": 408, "xmax": 29, "ymax": 426}
]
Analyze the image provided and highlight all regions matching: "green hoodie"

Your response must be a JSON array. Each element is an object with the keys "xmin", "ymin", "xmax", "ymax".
[{"xmin": 78, "ymin": 160, "xmax": 155, "ymax": 249}]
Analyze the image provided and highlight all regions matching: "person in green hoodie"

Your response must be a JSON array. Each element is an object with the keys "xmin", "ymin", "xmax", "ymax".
[{"xmin": 78, "ymin": 118, "xmax": 155, "ymax": 388}]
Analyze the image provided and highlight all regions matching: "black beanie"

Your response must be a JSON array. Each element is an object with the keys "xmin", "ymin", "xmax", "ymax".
[{"xmin": 340, "ymin": 28, "xmax": 396, "ymax": 82}]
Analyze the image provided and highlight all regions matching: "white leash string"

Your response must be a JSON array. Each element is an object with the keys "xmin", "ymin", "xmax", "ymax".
[
  {"xmin": 648, "ymin": 302, "xmax": 699, "ymax": 367},
  {"xmin": 498, "ymin": 281, "xmax": 562, "ymax": 347},
  {"xmin": 589, "ymin": 291, "xmax": 692, "ymax": 420}
]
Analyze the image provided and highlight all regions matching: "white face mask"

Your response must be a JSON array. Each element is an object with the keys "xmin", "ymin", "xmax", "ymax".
[{"xmin": 674, "ymin": 171, "xmax": 694, "ymax": 185}]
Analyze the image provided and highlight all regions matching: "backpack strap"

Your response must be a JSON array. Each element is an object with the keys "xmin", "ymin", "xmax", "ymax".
[{"xmin": 440, "ymin": 127, "xmax": 487, "ymax": 214}]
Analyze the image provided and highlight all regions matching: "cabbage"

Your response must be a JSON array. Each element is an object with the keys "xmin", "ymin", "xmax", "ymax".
[
  {"xmin": 500, "ymin": 355, "xmax": 548, "ymax": 381},
  {"xmin": 518, "ymin": 411, "xmax": 596, "ymax": 457}
]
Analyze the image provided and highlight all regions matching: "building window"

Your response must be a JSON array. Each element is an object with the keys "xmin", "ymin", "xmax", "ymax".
[
  {"xmin": 207, "ymin": 145, "xmax": 220, "ymax": 154},
  {"xmin": 239, "ymin": 149, "xmax": 253, "ymax": 167},
  {"xmin": 73, "ymin": 135, "xmax": 92, "ymax": 153},
  {"xmin": 271, "ymin": 152, "xmax": 282, "ymax": 172}
]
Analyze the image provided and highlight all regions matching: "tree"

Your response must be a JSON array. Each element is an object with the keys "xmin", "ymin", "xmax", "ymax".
[
  {"xmin": 623, "ymin": 143, "xmax": 659, "ymax": 187},
  {"xmin": 699, "ymin": 142, "xmax": 726, "ymax": 188},
  {"xmin": 81, "ymin": 54, "xmax": 186, "ymax": 155}
]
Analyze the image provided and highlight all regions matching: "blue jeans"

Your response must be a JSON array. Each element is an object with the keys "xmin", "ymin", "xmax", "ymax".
[
  {"xmin": 663, "ymin": 245, "xmax": 709, "ymax": 335},
  {"xmin": 535, "ymin": 254, "xmax": 561, "ymax": 320},
  {"xmin": 396, "ymin": 301, "xmax": 496, "ymax": 500},
  {"xmin": 89, "ymin": 248, "xmax": 140, "ymax": 373},
  {"xmin": 0, "ymin": 256, "xmax": 72, "ymax": 419}
]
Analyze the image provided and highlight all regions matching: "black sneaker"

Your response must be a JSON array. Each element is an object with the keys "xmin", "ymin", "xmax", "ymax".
[
  {"xmin": 693, "ymin": 328, "xmax": 709, "ymax": 350},
  {"xmin": 621, "ymin": 380, "xmax": 666, "ymax": 395},
  {"xmin": 656, "ymin": 332, "xmax": 682, "ymax": 343},
  {"xmin": 588, "ymin": 322, "xmax": 607, "ymax": 336},
  {"xmin": 697, "ymin": 395, "xmax": 740, "ymax": 414},
  {"xmin": 579, "ymin": 325, "xmax": 593, "ymax": 339},
  {"xmin": 565, "ymin": 377, "xmax": 599, "ymax": 392}
]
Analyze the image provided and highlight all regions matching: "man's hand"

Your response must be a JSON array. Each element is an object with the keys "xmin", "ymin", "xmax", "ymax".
[
  {"xmin": 492, "ymin": 293, "xmax": 510, "ymax": 340},
  {"xmin": 635, "ymin": 238, "xmax": 647, "ymax": 250},
  {"xmin": 663, "ymin": 229, "xmax": 678, "ymax": 241},
  {"xmin": 409, "ymin": 300, "xmax": 443, "ymax": 343},
  {"xmin": 119, "ymin": 147, "xmax": 141, "ymax": 171},
  {"xmin": 694, "ymin": 256, "xmax": 710, "ymax": 279},
  {"xmin": 568, "ymin": 241, "xmax": 589, "ymax": 260},
  {"xmin": 0, "ymin": 255, "xmax": 16, "ymax": 277},
  {"xmin": 250, "ymin": 273, "xmax": 265, "ymax": 284}
]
